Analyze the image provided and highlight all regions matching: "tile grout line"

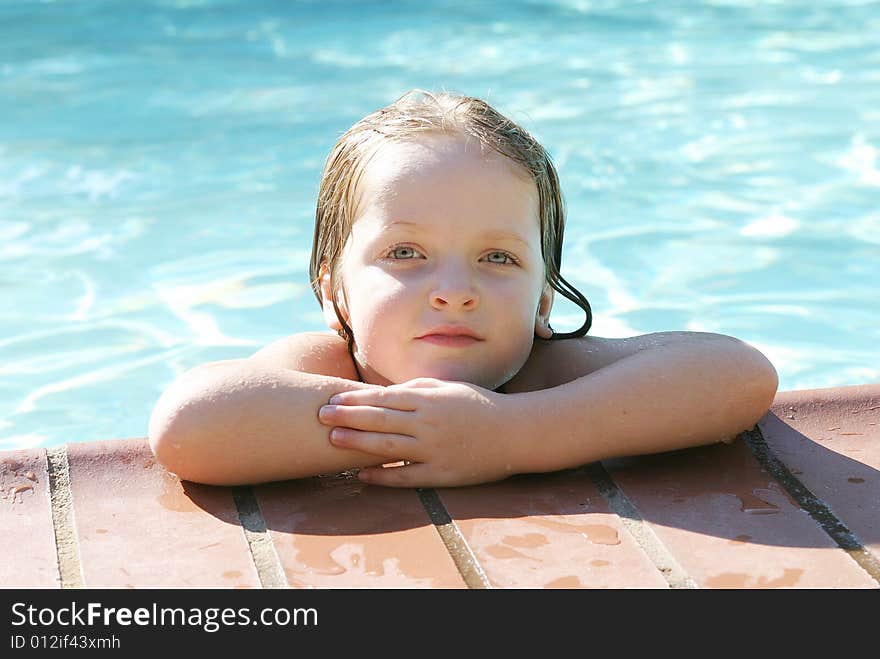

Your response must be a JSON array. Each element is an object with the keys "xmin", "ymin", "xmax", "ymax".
[
  {"xmin": 231, "ymin": 486, "xmax": 289, "ymax": 589},
  {"xmin": 742, "ymin": 425, "xmax": 880, "ymax": 585},
  {"xmin": 585, "ymin": 462, "xmax": 698, "ymax": 589},
  {"xmin": 416, "ymin": 488, "xmax": 493, "ymax": 589},
  {"xmin": 45, "ymin": 445, "xmax": 85, "ymax": 589}
]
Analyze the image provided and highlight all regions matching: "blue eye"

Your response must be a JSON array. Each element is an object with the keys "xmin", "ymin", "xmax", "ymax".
[
  {"xmin": 387, "ymin": 245, "xmax": 422, "ymax": 260},
  {"xmin": 484, "ymin": 251, "xmax": 517, "ymax": 265}
]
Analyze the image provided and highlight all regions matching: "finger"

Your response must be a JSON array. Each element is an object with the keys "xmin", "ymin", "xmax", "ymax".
[
  {"xmin": 328, "ymin": 387, "xmax": 419, "ymax": 410},
  {"xmin": 357, "ymin": 461, "xmax": 436, "ymax": 488},
  {"xmin": 399, "ymin": 377, "xmax": 444, "ymax": 388},
  {"xmin": 328, "ymin": 428, "xmax": 421, "ymax": 461},
  {"xmin": 319, "ymin": 404, "xmax": 416, "ymax": 435}
]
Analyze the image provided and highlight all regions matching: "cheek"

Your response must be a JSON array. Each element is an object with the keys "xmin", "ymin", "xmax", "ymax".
[
  {"xmin": 493, "ymin": 278, "xmax": 542, "ymax": 320},
  {"xmin": 345, "ymin": 269, "xmax": 410, "ymax": 327}
]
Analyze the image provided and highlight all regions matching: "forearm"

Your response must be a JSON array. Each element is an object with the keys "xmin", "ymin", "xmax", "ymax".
[
  {"xmin": 508, "ymin": 337, "xmax": 779, "ymax": 474},
  {"xmin": 148, "ymin": 361, "xmax": 385, "ymax": 485}
]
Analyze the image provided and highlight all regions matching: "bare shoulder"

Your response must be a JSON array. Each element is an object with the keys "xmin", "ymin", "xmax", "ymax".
[
  {"xmin": 247, "ymin": 331, "xmax": 358, "ymax": 380},
  {"xmin": 527, "ymin": 331, "xmax": 747, "ymax": 388}
]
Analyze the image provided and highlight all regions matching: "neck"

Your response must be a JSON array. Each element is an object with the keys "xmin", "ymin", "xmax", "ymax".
[{"xmin": 350, "ymin": 348, "xmax": 394, "ymax": 387}]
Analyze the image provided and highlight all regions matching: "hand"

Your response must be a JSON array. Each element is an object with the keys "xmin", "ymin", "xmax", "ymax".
[{"xmin": 317, "ymin": 378, "xmax": 524, "ymax": 488}]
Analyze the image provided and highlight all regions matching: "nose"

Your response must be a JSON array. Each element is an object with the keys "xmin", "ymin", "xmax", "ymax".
[{"xmin": 429, "ymin": 267, "xmax": 479, "ymax": 311}]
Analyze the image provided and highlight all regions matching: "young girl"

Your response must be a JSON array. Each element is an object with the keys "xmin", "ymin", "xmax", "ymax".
[{"xmin": 148, "ymin": 90, "xmax": 779, "ymax": 488}]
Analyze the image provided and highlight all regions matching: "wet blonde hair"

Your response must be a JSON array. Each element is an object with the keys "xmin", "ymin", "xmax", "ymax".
[{"xmin": 309, "ymin": 89, "xmax": 592, "ymax": 353}]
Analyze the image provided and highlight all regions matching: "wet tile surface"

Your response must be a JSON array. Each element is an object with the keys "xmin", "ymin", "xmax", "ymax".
[
  {"xmin": 761, "ymin": 386, "xmax": 880, "ymax": 555},
  {"xmin": 438, "ymin": 468, "xmax": 669, "ymax": 588},
  {"xmin": 1, "ymin": 384, "xmax": 878, "ymax": 589},
  {"xmin": 255, "ymin": 475, "xmax": 466, "ymax": 588},
  {"xmin": 0, "ymin": 448, "xmax": 57, "ymax": 587},
  {"xmin": 67, "ymin": 439, "xmax": 260, "ymax": 588},
  {"xmin": 604, "ymin": 439, "xmax": 877, "ymax": 588}
]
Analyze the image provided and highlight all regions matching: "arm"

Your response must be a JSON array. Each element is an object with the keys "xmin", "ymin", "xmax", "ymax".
[
  {"xmin": 505, "ymin": 332, "xmax": 779, "ymax": 474},
  {"xmin": 148, "ymin": 336, "xmax": 387, "ymax": 486},
  {"xmin": 316, "ymin": 332, "xmax": 779, "ymax": 486}
]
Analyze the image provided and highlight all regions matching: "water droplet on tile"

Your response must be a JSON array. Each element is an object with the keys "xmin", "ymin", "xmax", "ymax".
[
  {"xmin": 706, "ymin": 568, "xmax": 803, "ymax": 588},
  {"xmin": 737, "ymin": 490, "xmax": 779, "ymax": 515},
  {"xmin": 545, "ymin": 575, "xmax": 583, "ymax": 588},
  {"xmin": 486, "ymin": 544, "xmax": 539, "ymax": 561},
  {"xmin": 157, "ymin": 472, "xmax": 199, "ymax": 512},
  {"xmin": 502, "ymin": 533, "xmax": 548, "ymax": 549},
  {"xmin": 293, "ymin": 542, "xmax": 348, "ymax": 576},
  {"xmin": 2, "ymin": 459, "xmax": 23, "ymax": 472},
  {"xmin": 530, "ymin": 518, "xmax": 621, "ymax": 545},
  {"xmin": 10, "ymin": 484, "xmax": 33, "ymax": 502},
  {"xmin": 706, "ymin": 572, "xmax": 750, "ymax": 588},
  {"xmin": 580, "ymin": 525, "xmax": 621, "ymax": 545}
]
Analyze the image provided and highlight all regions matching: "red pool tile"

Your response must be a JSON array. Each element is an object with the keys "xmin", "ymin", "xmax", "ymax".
[
  {"xmin": 438, "ymin": 468, "xmax": 669, "ymax": 588},
  {"xmin": 0, "ymin": 448, "xmax": 57, "ymax": 588},
  {"xmin": 604, "ymin": 440, "xmax": 876, "ymax": 588},
  {"xmin": 66, "ymin": 439, "xmax": 260, "ymax": 588},
  {"xmin": 761, "ymin": 384, "xmax": 880, "ymax": 555},
  {"xmin": 1, "ymin": 384, "xmax": 878, "ymax": 590},
  {"xmin": 255, "ymin": 475, "xmax": 466, "ymax": 588}
]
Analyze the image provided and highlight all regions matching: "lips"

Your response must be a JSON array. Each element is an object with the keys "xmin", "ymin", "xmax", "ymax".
[
  {"xmin": 416, "ymin": 326, "xmax": 484, "ymax": 347},
  {"xmin": 417, "ymin": 326, "xmax": 483, "ymax": 340},
  {"xmin": 417, "ymin": 335, "xmax": 481, "ymax": 347}
]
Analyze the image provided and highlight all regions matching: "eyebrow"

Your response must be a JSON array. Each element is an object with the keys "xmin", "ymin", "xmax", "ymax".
[{"xmin": 383, "ymin": 220, "xmax": 532, "ymax": 248}]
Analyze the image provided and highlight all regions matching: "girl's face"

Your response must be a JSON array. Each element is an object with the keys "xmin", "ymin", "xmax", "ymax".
[{"xmin": 319, "ymin": 131, "xmax": 553, "ymax": 390}]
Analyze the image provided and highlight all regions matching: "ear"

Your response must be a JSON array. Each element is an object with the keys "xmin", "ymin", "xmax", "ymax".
[
  {"xmin": 318, "ymin": 261, "xmax": 347, "ymax": 332},
  {"xmin": 534, "ymin": 283, "xmax": 554, "ymax": 339}
]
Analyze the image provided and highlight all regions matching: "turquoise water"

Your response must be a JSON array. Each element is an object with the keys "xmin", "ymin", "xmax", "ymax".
[{"xmin": 2, "ymin": 0, "xmax": 878, "ymax": 449}]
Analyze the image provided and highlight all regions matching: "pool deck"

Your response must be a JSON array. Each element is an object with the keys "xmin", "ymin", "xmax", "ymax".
[{"xmin": 1, "ymin": 383, "xmax": 878, "ymax": 589}]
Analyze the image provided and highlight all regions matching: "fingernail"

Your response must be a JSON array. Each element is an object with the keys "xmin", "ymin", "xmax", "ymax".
[
  {"xmin": 319, "ymin": 405, "xmax": 335, "ymax": 420},
  {"xmin": 329, "ymin": 395, "xmax": 342, "ymax": 404}
]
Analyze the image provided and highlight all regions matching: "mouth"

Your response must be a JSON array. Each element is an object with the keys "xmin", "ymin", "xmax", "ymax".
[
  {"xmin": 416, "ymin": 326, "xmax": 484, "ymax": 347},
  {"xmin": 417, "ymin": 334, "xmax": 482, "ymax": 347}
]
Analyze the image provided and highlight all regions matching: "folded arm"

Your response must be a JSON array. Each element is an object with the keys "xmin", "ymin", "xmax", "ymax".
[
  {"xmin": 317, "ymin": 332, "xmax": 779, "ymax": 487},
  {"xmin": 506, "ymin": 332, "xmax": 779, "ymax": 474},
  {"xmin": 148, "ymin": 332, "xmax": 388, "ymax": 486}
]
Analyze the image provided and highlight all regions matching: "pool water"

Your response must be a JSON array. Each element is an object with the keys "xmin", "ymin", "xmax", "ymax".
[{"xmin": 2, "ymin": 0, "xmax": 878, "ymax": 449}]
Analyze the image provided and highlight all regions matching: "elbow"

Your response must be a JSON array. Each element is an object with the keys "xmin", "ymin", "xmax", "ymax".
[
  {"xmin": 732, "ymin": 339, "xmax": 780, "ymax": 429},
  {"xmin": 147, "ymin": 385, "xmax": 199, "ymax": 482},
  {"xmin": 148, "ymin": 398, "xmax": 228, "ymax": 485},
  {"xmin": 748, "ymin": 340, "xmax": 779, "ymax": 407},
  {"xmin": 147, "ymin": 368, "xmax": 227, "ymax": 485},
  {"xmin": 148, "ymin": 361, "xmax": 273, "ymax": 486}
]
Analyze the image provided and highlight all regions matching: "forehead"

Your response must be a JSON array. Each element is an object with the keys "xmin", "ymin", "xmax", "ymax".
[{"xmin": 353, "ymin": 131, "xmax": 539, "ymax": 224}]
